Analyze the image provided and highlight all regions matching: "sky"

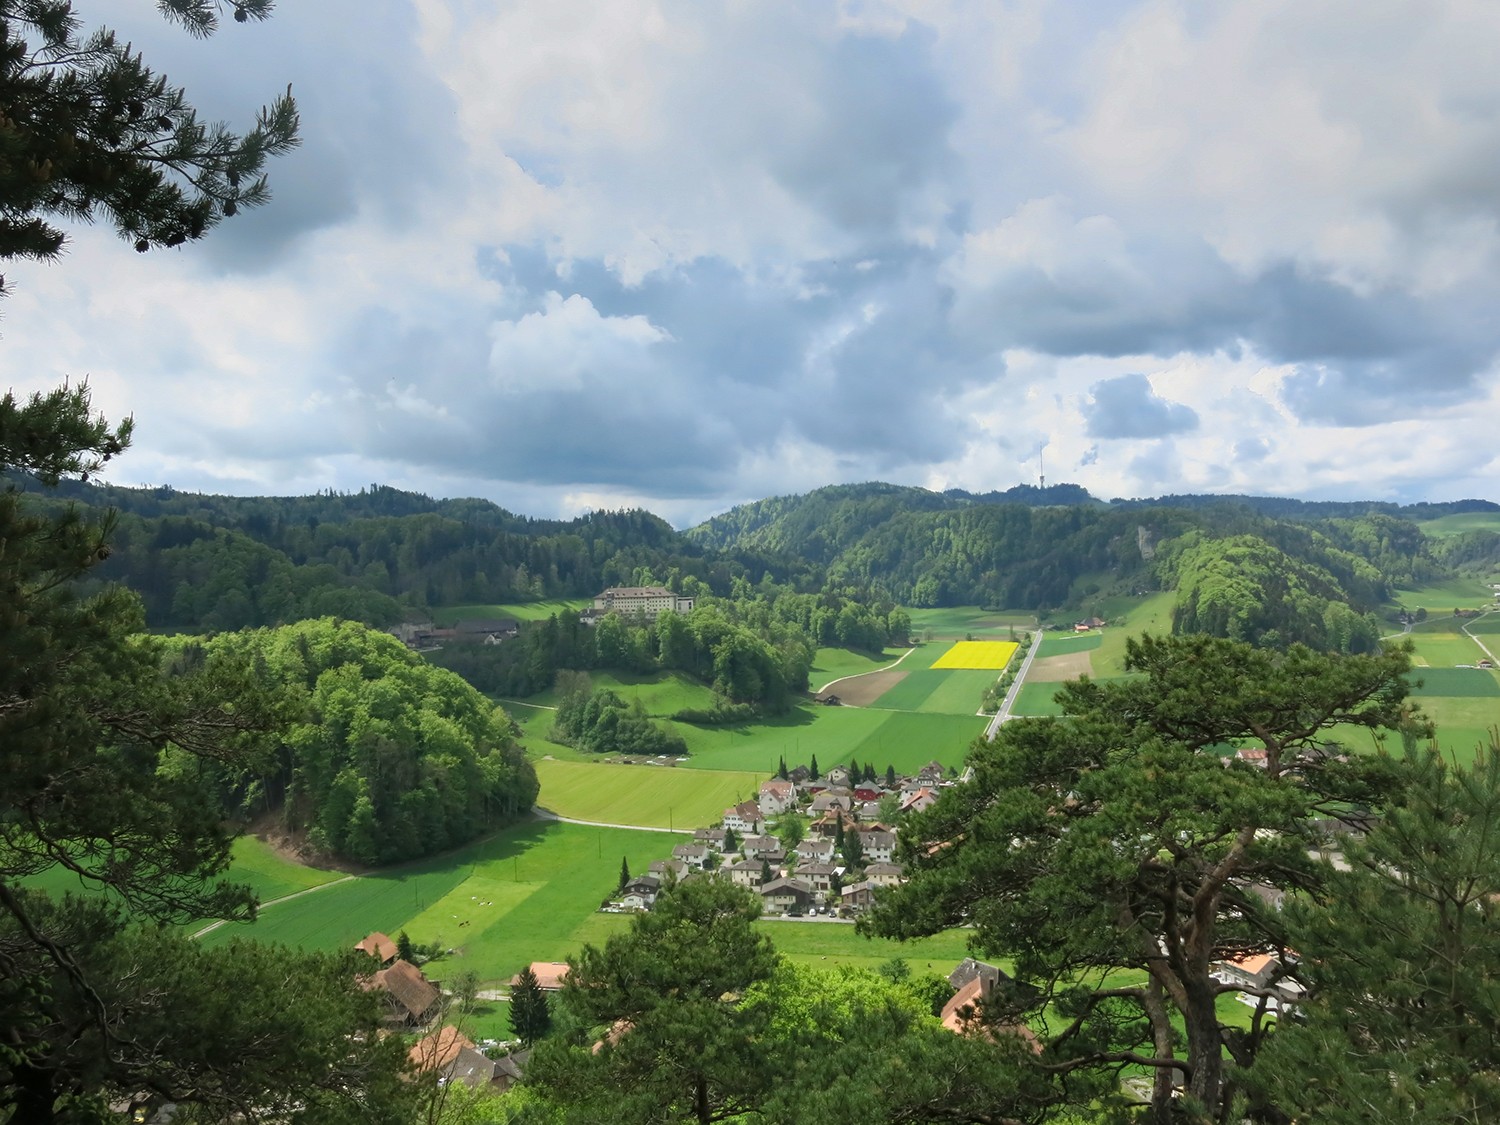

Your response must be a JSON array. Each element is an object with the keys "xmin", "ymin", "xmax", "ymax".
[{"xmin": 7, "ymin": 0, "xmax": 1500, "ymax": 527}]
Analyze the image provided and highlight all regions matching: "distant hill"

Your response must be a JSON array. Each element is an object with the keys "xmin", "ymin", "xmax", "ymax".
[{"xmin": 8, "ymin": 473, "xmax": 1498, "ymax": 649}]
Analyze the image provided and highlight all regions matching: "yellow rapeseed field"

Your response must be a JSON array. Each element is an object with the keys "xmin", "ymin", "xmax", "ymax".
[{"xmin": 931, "ymin": 640, "xmax": 1019, "ymax": 670}]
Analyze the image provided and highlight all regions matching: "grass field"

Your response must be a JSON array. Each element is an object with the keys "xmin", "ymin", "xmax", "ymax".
[
  {"xmin": 932, "ymin": 640, "xmax": 1019, "ymax": 669},
  {"xmin": 225, "ymin": 836, "xmax": 347, "ymax": 903},
  {"xmin": 1417, "ymin": 512, "xmax": 1500, "ymax": 538},
  {"xmin": 531, "ymin": 758, "xmax": 761, "ymax": 828},
  {"xmin": 1038, "ymin": 632, "xmax": 1103, "ymax": 653},
  {"xmin": 906, "ymin": 607, "xmax": 1033, "ymax": 639},
  {"xmin": 758, "ymin": 920, "xmax": 975, "ymax": 972},
  {"xmin": 1093, "ymin": 592, "xmax": 1177, "ymax": 675},
  {"xmin": 1393, "ymin": 580, "xmax": 1495, "ymax": 612},
  {"xmin": 201, "ymin": 819, "xmax": 677, "ymax": 987},
  {"xmin": 1408, "ymin": 668, "xmax": 1500, "ymax": 697},
  {"xmin": 1467, "ymin": 615, "xmax": 1500, "ymax": 635},
  {"xmin": 672, "ymin": 703, "xmax": 983, "ymax": 775},
  {"xmin": 433, "ymin": 601, "xmax": 589, "ymax": 624},
  {"xmin": 812, "ymin": 646, "xmax": 904, "ymax": 689}
]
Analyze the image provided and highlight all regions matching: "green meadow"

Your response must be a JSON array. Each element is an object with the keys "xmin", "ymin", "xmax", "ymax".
[
  {"xmin": 531, "ymin": 758, "xmax": 761, "ymax": 828},
  {"xmin": 811, "ymin": 645, "xmax": 905, "ymax": 688},
  {"xmin": 906, "ymin": 607, "xmax": 1032, "ymax": 639},
  {"xmin": 201, "ymin": 819, "xmax": 676, "ymax": 987},
  {"xmin": 1392, "ymin": 579, "xmax": 1495, "ymax": 612},
  {"xmin": 1038, "ymin": 631, "xmax": 1104, "ymax": 654},
  {"xmin": 757, "ymin": 920, "xmax": 974, "ymax": 972},
  {"xmin": 433, "ymin": 600, "xmax": 589, "ymax": 624},
  {"xmin": 1417, "ymin": 512, "xmax": 1500, "ymax": 538}
]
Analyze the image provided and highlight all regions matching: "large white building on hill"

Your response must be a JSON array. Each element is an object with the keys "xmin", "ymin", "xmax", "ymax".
[{"xmin": 581, "ymin": 585, "xmax": 695, "ymax": 624}]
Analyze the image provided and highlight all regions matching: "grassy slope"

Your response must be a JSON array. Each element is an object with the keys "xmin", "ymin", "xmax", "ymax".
[
  {"xmin": 1417, "ymin": 513, "xmax": 1500, "ymax": 538},
  {"xmin": 531, "ymin": 758, "xmax": 762, "ymax": 827},
  {"xmin": 433, "ymin": 601, "xmax": 589, "ymax": 624},
  {"xmin": 811, "ymin": 645, "xmax": 904, "ymax": 688},
  {"xmin": 201, "ymin": 819, "xmax": 677, "ymax": 986}
]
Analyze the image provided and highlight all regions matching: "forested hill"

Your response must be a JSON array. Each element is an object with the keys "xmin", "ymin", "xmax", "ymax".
[
  {"xmin": 4, "ymin": 476, "xmax": 815, "ymax": 631},
  {"xmin": 685, "ymin": 482, "xmax": 1500, "ymax": 648}
]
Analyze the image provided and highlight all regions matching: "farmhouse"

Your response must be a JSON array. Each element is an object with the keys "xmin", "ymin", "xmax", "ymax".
[
  {"xmin": 581, "ymin": 586, "xmax": 695, "ymax": 624},
  {"xmin": 408, "ymin": 1025, "xmax": 474, "ymax": 1073},
  {"xmin": 452, "ymin": 618, "xmax": 520, "ymax": 644},
  {"xmin": 354, "ymin": 931, "xmax": 397, "ymax": 966},
  {"xmin": 364, "ymin": 959, "xmax": 441, "ymax": 1028}
]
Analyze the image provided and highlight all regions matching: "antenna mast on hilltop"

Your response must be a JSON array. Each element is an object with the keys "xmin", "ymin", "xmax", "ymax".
[{"xmin": 1038, "ymin": 445, "xmax": 1045, "ymax": 490}]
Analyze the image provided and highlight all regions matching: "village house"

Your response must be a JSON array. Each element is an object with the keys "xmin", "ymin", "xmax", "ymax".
[
  {"xmin": 693, "ymin": 826, "xmax": 730, "ymax": 851},
  {"xmin": 648, "ymin": 858, "xmax": 690, "ymax": 882},
  {"xmin": 364, "ymin": 959, "xmax": 441, "ymax": 1028},
  {"xmin": 722, "ymin": 801, "xmax": 763, "ymax": 836},
  {"xmin": 899, "ymin": 787, "xmax": 940, "ymax": 815},
  {"xmin": 857, "ymin": 829, "xmax": 898, "ymax": 864},
  {"xmin": 621, "ymin": 875, "xmax": 663, "ymax": 911},
  {"xmin": 791, "ymin": 861, "xmax": 839, "ymax": 897},
  {"xmin": 825, "ymin": 765, "xmax": 852, "ymax": 787},
  {"xmin": 794, "ymin": 837, "xmax": 835, "ymax": 864},
  {"xmin": 757, "ymin": 778, "xmax": 798, "ymax": 817},
  {"xmin": 443, "ymin": 1044, "xmax": 532, "ymax": 1092},
  {"xmin": 809, "ymin": 792, "xmax": 854, "ymax": 816},
  {"xmin": 864, "ymin": 861, "xmax": 905, "ymax": 887},
  {"xmin": 722, "ymin": 857, "xmax": 768, "ymax": 889},
  {"xmin": 741, "ymin": 834, "xmax": 781, "ymax": 860},
  {"xmin": 671, "ymin": 843, "xmax": 711, "ymax": 870},
  {"xmin": 840, "ymin": 880, "xmax": 878, "ymax": 911},
  {"xmin": 760, "ymin": 877, "xmax": 816, "ymax": 915},
  {"xmin": 1211, "ymin": 951, "xmax": 1304, "ymax": 1010},
  {"xmin": 580, "ymin": 586, "xmax": 695, "ymax": 624}
]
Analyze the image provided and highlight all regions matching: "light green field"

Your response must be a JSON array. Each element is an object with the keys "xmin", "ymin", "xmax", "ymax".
[
  {"xmin": 872, "ymin": 668, "xmax": 996, "ymax": 714},
  {"xmin": 906, "ymin": 607, "xmax": 1033, "ymax": 639},
  {"xmin": 675, "ymin": 705, "xmax": 890, "ymax": 773},
  {"xmin": 519, "ymin": 671, "xmax": 719, "ymax": 717},
  {"xmin": 1038, "ymin": 631, "xmax": 1103, "ymax": 654},
  {"xmin": 224, "ymin": 836, "xmax": 346, "ymax": 903},
  {"xmin": 812, "ymin": 645, "xmax": 904, "ymax": 689},
  {"xmin": 1406, "ymin": 630, "xmax": 1488, "ymax": 668},
  {"xmin": 201, "ymin": 819, "xmax": 676, "ymax": 987},
  {"xmin": 1393, "ymin": 580, "xmax": 1494, "ymax": 612},
  {"xmin": 758, "ymin": 921, "xmax": 975, "ymax": 972},
  {"xmin": 1467, "ymin": 615, "xmax": 1500, "ymax": 635},
  {"xmin": 433, "ymin": 600, "xmax": 589, "ymax": 624},
  {"xmin": 846, "ymin": 712, "xmax": 985, "ymax": 771},
  {"xmin": 532, "ymin": 758, "xmax": 761, "ymax": 828},
  {"xmin": 1012, "ymin": 681, "xmax": 1068, "ymax": 717},
  {"xmin": 1409, "ymin": 668, "xmax": 1500, "ymax": 698},
  {"xmin": 1418, "ymin": 512, "xmax": 1500, "ymax": 538},
  {"xmin": 1093, "ymin": 592, "xmax": 1177, "ymax": 675}
]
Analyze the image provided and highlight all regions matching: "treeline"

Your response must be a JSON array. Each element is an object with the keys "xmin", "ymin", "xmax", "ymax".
[
  {"xmin": 177, "ymin": 618, "xmax": 538, "ymax": 865},
  {"xmin": 431, "ymin": 579, "xmax": 908, "ymax": 708},
  {"xmin": 7, "ymin": 477, "xmax": 821, "ymax": 631},
  {"xmin": 551, "ymin": 675, "xmax": 688, "ymax": 758}
]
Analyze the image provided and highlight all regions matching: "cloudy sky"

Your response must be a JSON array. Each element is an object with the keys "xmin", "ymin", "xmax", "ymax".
[{"xmin": 7, "ymin": 0, "xmax": 1500, "ymax": 526}]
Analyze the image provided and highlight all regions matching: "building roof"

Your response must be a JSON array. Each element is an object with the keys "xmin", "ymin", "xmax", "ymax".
[
  {"xmin": 445, "ymin": 1045, "xmax": 498, "ymax": 1088},
  {"xmin": 372, "ymin": 959, "xmax": 440, "ymax": 1021},
  {"xmin": 355, "ymin": 931, "xmax": 397, "ymax": 963},
  {"xmin": 409, "ymin": 1025, "xmax": 475, "ymax": 1072},
  {"xmin": 514, "ymin": 961, "xmax": 572, "ymax": 991}
]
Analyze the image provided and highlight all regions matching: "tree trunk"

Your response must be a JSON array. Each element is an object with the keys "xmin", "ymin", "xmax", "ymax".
[{"xmin": 1183, "ymin": 977, "xmax": 1224, "ymax": 1119}]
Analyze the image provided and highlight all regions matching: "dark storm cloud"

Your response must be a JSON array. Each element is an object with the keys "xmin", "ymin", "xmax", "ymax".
[
  {"xmin": 114, "ymin": 1, "xmax": 461, "ymax": 268},
  {"xmin": 1084, "ymin": 374, "xmax": 1199, "ymax": 439}
]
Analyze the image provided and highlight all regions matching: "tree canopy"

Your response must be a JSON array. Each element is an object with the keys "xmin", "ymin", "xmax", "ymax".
[{"xmin": 866, "ymin": 634, "xmax": 1419, "ymax": 1122}]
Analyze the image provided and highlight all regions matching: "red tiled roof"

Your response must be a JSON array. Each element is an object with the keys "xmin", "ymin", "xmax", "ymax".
[
  {"xmin": 372, "ymin": 959, "xmax": 440, "ymax": 1021},
  {"xmin": 408, "ymin": 1025, "xmax": 475, "ymax": 1071},
  {"xmin": 355, "ymin": 931, "xmax": 397, "ymax": 962}
]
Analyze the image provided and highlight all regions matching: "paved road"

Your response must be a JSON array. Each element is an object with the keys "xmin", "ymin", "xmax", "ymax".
[
  {"xmin": 532, "ymin": 806, "xmax": 693, "ymax": 835},
  {"xmin": 984, "ymin": 632, "xmax": 1043, "ymax": 739}
]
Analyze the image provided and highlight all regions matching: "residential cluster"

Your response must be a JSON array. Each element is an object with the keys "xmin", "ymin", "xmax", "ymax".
[{"xmin": 608, "ymin": 760, "xmax": 964, "ymax": 919}]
